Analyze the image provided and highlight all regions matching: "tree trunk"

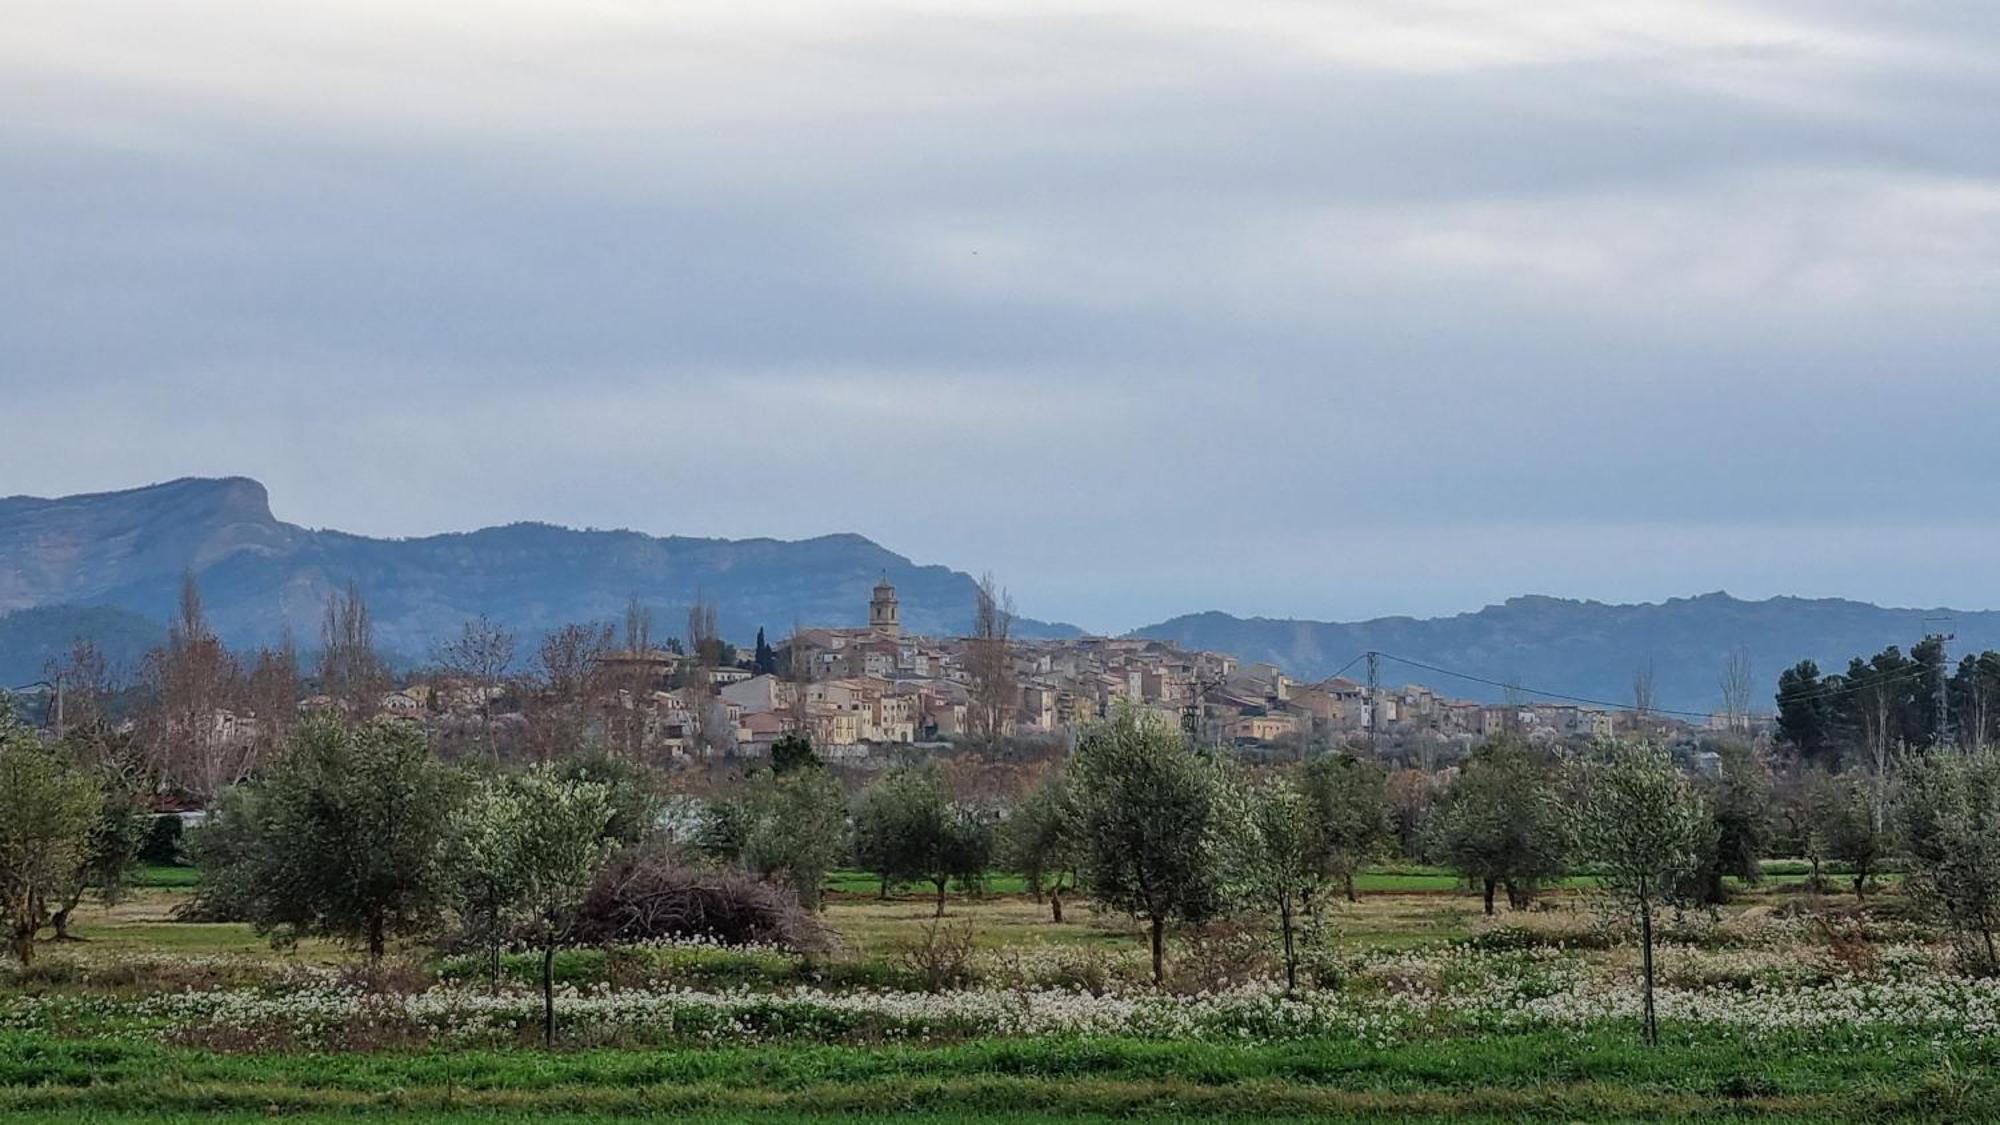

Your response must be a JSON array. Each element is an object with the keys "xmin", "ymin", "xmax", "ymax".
[
  {"xmin": 934, "ymin": 880, "xmax": 947, "ymax": 918},
  {"xmin": 1343, "ymin": 870, "xmax": 1357, "ymax": 904},
  {"xmin": 1279, "ymin": 897, "xmax": 1297, "ymax": 995},
  {"xmin": 541, "ymin": 943, "xmax": 557, "ymax": 1048},
  {"xmin": 367, "ymin": 913, "xmax": 386, "ymax": 966},
  {"xmin": 1049, "ymin": 882, "xmax": 1064, "ymax": 924},
  {"xmin": 487, "ymin": 894, "xmax": 503, "ymax": 996},
  {"xmin": 1482, "ymin": 878, "xmax": 1497, "ymax": 916},
  {"xmin": 1854, "ymin": 873, "xmax": 1867, "ymax": 902},
  {"xmin": 1149, "ymin": 915, "xmax": 1165, "ymax": 987},
  {"xmin": 878, "ymin": 875, "xmax": 890, "ymax": 901},
  {"xmin": 10, "ymin": 923, "xmax": 34, "ymax": 967},
  {"xmin": 1640, "ymin": 887, "xmax": 1657, "ymax": 1047}
]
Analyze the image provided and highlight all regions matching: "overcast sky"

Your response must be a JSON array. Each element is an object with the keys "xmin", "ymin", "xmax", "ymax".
[{"xmin": 6, "ymin": 2, "xmax": 1999, "ymax": 633}]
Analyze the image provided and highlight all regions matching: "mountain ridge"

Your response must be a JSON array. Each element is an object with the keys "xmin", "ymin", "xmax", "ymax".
[
  {"xmin": 1134, "ymin": 592, "xmax": 2000, "ymax": 714},
  {"xmin": 0, "ymin": 477, "xmax": 1079, "ymax": 671},
  {"xmin": 7, "ymin": 478, "xmax": 1998, "ymax": 714}
]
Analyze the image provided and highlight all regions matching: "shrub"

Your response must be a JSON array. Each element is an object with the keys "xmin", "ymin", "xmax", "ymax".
[
  {"xmin": 137, "ymin": 815, "xmax": 184, "ymax": 867},
  {"xmin": 574, "ymin": 850, "xmax": 828, "ymax": 952},
  {"xmin": 899, "ymin": 918, "xmax": 977, "ymax": 991}
]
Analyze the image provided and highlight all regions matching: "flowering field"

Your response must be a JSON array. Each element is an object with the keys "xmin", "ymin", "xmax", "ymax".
[{"xmin": 3, "ymin": 879, "xmax": 1998, "ymax": 1121}]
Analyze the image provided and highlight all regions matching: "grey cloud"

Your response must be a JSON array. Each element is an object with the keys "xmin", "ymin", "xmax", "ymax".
[{"xmin": 3, "ymin": 1, "xmax": 1998, "ymax": 633}]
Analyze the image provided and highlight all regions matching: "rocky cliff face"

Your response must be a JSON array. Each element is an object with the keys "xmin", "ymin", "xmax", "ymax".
[
  {"xmin": 0, "ymin": 476, "xmax": 300, "ymax": 615},
  {"xmin": 0, "ymin": 478, "xmax": 1077, "ymax": 661}
]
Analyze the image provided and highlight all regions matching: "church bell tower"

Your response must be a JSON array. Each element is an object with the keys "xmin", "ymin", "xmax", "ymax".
[{"xmin": 869, "ymin": 577, "xmax": 901, "ymax": 638}]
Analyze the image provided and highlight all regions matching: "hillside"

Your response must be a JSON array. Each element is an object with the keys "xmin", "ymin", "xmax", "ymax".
[
  {"xmin": 0, "ymin": 478, "xmax": 1078, "ymax": 662},
  {"xmin": 1134, "ymin": 593, "xmax": 2000, "ymax": 715}
]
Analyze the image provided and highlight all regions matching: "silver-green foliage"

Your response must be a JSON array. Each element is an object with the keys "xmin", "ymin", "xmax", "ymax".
[
  {"xmin": 1574, "ymin": 742, "xmax": 1710, "ymax": 1044},
  {"xmin": 1897, "ymin": 748, "xmax": 2000, "ymax": 972},
  {"xmin": 1071, "ymin": 706, "xmax": 1226, "ymax": 986},
  {"xmin": 0, "ymin": 710, "xmax": 101, "ymax": 965}
]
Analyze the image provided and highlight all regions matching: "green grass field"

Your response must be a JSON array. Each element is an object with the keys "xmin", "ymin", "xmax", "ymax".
[{"xmin": 0, "ymin": 861, "xmax": 1959, "ymax": 1122}]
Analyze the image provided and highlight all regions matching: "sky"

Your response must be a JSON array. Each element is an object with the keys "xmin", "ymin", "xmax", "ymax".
[{"xmin": 5, "ymin": 1, "xmax": 2000, "ymax": 634}]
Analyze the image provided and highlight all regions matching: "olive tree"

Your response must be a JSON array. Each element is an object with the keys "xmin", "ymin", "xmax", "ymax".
[
  {"xmin": 853, "ymin": 763, "xmax": 991, "ymax": 916},
  {"xmin": 1003, "ymin": 772, "xmax": 1080, "ymax": 922},
  {"xmin": 0, "ymin": 710, "xmax": 102, "ymax": 965},
  {"xmin": 1575, "ymin": 744, "xmax": 1710, "ymax": 1046},
  {"xmin": 507, "ymin": 767, "xmax": 617, "ymax": 1045},
  {"xmin": 1300, "ymin": 752, "xmax": 1389, "ymax": 903},
  {"xmin": 1425, "ymin": 740, "xmax": 1568, "ymax": 914},
  {"xmin": 1226, "ymin": 773, "xmax": 1322, "ymax": 993},
  {"xmin": 195, "ymin": 716, "xmax": 465, "ymax": 963},
  {"xmin": 740, "ymin": 765, "xmax": 847, "ymax": 911},
  {"xmin": 1896, "ymin": 748, "xmax": 2000, "ymax": 973},
  {"xmin": 1071, "ymin": 707, "xmax": 1226, "ymax": 987}
]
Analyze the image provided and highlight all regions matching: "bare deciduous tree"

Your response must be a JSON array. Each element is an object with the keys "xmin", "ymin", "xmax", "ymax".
[
  {"xmin": 319, "ymin": 582, "xmax": 387, "ymax": 716},
  {"xmin": 528, "ymin": 622, "xmax": 613, "ymax": 761},
  {"xmin": 686, "ymin": 595, "xmax": 722, "ymax": 669},
  {"xmin": 1719, "ymin": 649, "xmax": 1754, "ymax": 734},
  {"xmin": 143, "ymin": 572, "xmax": 244, "ymax": 806},
  {"xmin": 244, "ymin": 630, "xmax": 300, "ymax": 764},
  {"xmin": 434, "ymin": 614, "xmax": 517, "ymax": 757},
  {"xmin": 966, "ymin": 574, "xmax": 1016, "ymax": 746},
  {"xmin": 1631, "ymin": 661, "xmax": 1656, "ymax": 724},
  {"xmin": 44, "ymin": 637, "xmax": 112, "ymax": 743}
]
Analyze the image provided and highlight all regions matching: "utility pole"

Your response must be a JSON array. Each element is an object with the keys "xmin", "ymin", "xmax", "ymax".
[{"xmin": 1364, "ymin": 650, "xmax": 1381, "ymax": 758}]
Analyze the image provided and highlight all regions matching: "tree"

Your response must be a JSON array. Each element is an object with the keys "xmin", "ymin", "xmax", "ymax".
[
  {"xmin": 1897, "ymin": 748, "xmax": 2000, "ymax": 973},
  {"xmin": 1424, "ymin": 740, "xmax": 1568, "ymax": 914},
  {"xmin": 852, "ymin": 764, "xmax": 932, "ymax": 899},
  {"xmin": 319, "ymin": 582, "xmax": 388, "ymax": 716},
  {"xmin": 1819, "ymin": 770, "xmax": 1888, "ymax": 899},
  {"xmin": 739, "ymin": 766, "xmax": 847, "ymax": 911},
  {"xmin": 686, "ymin": 596, "xmax": 730, "ymax": 669},
  {"xmin": 753, "ymin": 628, "xmax": 777, "ymax": 676},
  {"xmin": 852, "ymin": 763, "xmax": 990, "ymax": 916},
  {"xmin": 1070, "ymin": 707, "xmax": 1226, "ymax": 986},
  {"xmin": 197, "ymin": 716, "xmax": 464, "ymax": 963},
  {"xmin": 1950, "ymin": 652, "xmax": 2000, "ymax": 752},
  {"xmin": 1575, "ymin": 744, "xmax": 1710, "ymax": 1046},
  {"xmin": 505, "ymin": 767, "xmax": 617, "ymax": 1046},
  {"xmin": 1227, "ymin": 773, "xmax": 1322, "ymax": 993},
  {"xmin": 770, "ymin": 732, "xmax": 820, "ymax": 775},
  {"xmin": 0, "ymin": 709, "xmax": 101, "ymax": 965},
  {"xmin": 1003, "ymin": 773, "xmax": 1080, "ymax": 922},
  {"xmin": 1775, "ymin": 661, "xmax": 1833, "ymax": 765},
  {"xmin": 1631, "ymin": 661, "xmax": 1656, "ymax": 725},
  {"xmin": 49, "ymin": 749, "xmax": 148, "ymax": 941},
  {"xmin": 433, "ymin": 615, "xmax": 516, "ymax": 758},
  {"xmin": 1685, "ymin": 743, "xmax": 1771, "ymax": 904},
  {"xmin": 143, "ymin": 572, "xmax": 244, "ymax": 806},
  {"xmin": 449, "ymin": 776, "xmax": 530, "ymax": 995},
  {"xmin": 527, "ymin": 622, "xmax": 612, "ymax": 761},
  {"xmin": 1384, "ymin": 769, "xmax": 1435, "ymax": 861},
  {"xmin": 966, "ymin": 574, "xmax": 1017, "ymax": 745},
  {"xmin": 244, "ymin": 633, "xmax": 300, "ymax": 764},
  {"xmin": 1719, "ymin": 650, "xmax": 1753, "ymax": 735},
  {"xmin": 1299, "ymin": 752, "xmax": 1389, "ymax": 902}
]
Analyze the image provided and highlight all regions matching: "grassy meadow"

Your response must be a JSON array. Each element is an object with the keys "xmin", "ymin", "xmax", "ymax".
[{"xmin": 1, "ymin": 863, "xmax": 1992, "ymax": 1122}]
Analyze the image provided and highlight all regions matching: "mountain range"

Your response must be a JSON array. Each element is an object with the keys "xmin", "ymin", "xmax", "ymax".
[
  {"xmin": 3, "ymin": 477, "xmax": 1995, "ymax": 714},
  {"xmin": 1137, "ymin": 596, "xmax": 2000, "ymax": 716},
  {"xmin": 0, "ymin": 477, "xmax": 1076, "ymax": 680}
]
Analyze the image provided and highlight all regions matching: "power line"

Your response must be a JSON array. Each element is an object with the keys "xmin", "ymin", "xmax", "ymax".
[
  {"xmin": 1371, "ymin": 652, "xmax": 1717, "ymax": 719},
  {"xmin": 1357, "ymin": 650, "xmax": 1940, "ymax": 720}
]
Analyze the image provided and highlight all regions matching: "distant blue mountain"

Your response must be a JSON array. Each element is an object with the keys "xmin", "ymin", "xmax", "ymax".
[
  {"xmin": 0, "ymin": 477, "xmax": 1078, "ymax": 674},
  {"xmin": 1133, "ymin": 594, "xmax": 2000, "ymax": 715}
]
